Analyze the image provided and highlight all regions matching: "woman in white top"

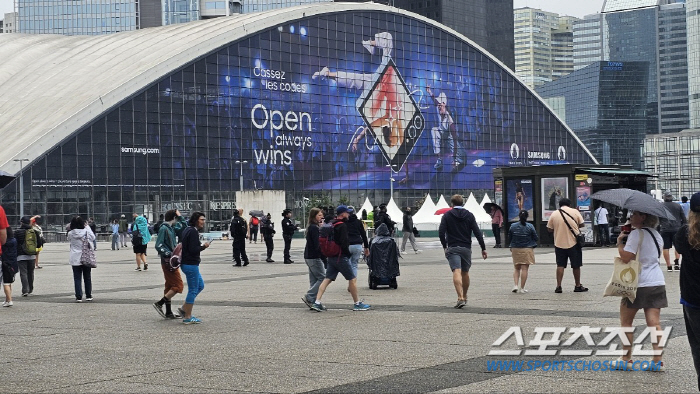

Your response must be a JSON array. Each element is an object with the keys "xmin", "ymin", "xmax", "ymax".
[
  {"xmin": 616, "ymin": 211, "xmax": 667, "ymax": 371},
  {"xmin": 67, "ymin": 216, "xmax": 96, "ymax": 302}
]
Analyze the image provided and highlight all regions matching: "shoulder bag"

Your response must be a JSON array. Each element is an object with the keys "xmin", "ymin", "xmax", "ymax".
[
  {"xmin": 80, "ymin": 233, "xmax": 97, "ymax": 268},
  {"xmin": 559, "ymin": 209, "xmax": 585, "ymax": 248}
]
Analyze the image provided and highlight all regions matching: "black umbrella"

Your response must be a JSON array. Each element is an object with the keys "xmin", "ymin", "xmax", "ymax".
[
  {"xmin": 0, "ymin": 170, "xmax": 16, "ymax": 189},
  {"xmin": 590, "ymin": 188, "xmax": 674, "ymax": 220},
  {"xmin": 483, "ymin": 202, "xmax": 503, "ymax": 214}
]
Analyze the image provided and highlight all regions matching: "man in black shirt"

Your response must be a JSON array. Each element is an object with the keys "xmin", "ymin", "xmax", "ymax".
[
  {"xmin": 260, "ymin": 213, "xmax": 275, "ymax": 262},
  {"xmin": 438, "ymin": 195, "xmax": 487, "ymax": 308},
  {"xmin": 311, "ymin": 205, "xmax": 371, "ymax": 312},
  {"xmin": 230, "ymin": 209, "xmax": 250, "ymax": 267},
  {"xmin": 281, "ymin": 209, "xmax": 298, "ymax": 264}
]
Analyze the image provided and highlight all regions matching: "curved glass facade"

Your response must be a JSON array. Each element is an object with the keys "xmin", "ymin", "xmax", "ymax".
[{"xmin": 1, "ymin": 10, "xmax": 595, "ymax": 227}]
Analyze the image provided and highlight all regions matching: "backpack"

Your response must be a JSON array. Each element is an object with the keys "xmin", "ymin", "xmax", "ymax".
[
  {"xmin": 319, "ymin": 221, "xmax": 344, "ymax": 257},
  {"xmin": 251, "ymin": 217, "xmax": 259, "ymax": 226},
  {"xmin": 23, "ymin": 228, "xmax": 38, "ymax": 255},
  {"xmin": 131, "ymin": 225, "xmax": 143, "ymax": 246}
]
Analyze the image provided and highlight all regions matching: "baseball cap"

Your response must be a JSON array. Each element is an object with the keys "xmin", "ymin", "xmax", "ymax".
[
  {"xmin": 663, "ymin": 191, "xmax": 673, "ymax": 200},
  {"xmin": 691, "ymin": 192, "xmax": 700, "ymax": 212},
  {"xmin": 336, "ymin": 205, "xmax": 349, "ymax": 215},
  {"xmin": 347, "ymin": 206, "xmax": 355, "ymax": 214},
  {"xmin": 20, "ymin": 216, "xmax": 31, "ymax": 224}
]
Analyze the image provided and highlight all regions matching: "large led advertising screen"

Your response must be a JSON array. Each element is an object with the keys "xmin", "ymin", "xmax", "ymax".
[{"xmin": 142, "ymin": 11, "xmax": 593, "ymax": 193}]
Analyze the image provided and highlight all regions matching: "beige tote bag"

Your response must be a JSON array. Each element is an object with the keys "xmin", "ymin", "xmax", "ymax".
[{"xmin": 603, "ymin": 230, "xmax": 643, "ymax": 302}]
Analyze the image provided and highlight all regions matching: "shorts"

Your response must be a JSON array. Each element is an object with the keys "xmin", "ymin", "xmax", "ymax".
[
  {"xmin": 133, "ymin": 244, "xmax": 147, "ymax": 254},
  {"xmin": 325, "ymin": 255, "xmax": 355, "ymax": 281},
  {"xmin": 446, "ymin": 246, "xmax": 472, "ymax": 272},
  {"xmin": 161, "ymin": 257, "xmax": 184, "ymax": 294},
  {"xmin": 661, "ymin": 231, "xmax": 677, "ymax": 250},
  {"xmin": 555, "ymin": 246, "xmax": 582, "ymax": 268},
  {"xmin": 2, "ymin": 262, "xmax": 17, "ymax": 283},
  {"xmin": 623, "ymin": 285, "xmax": 668, "ymax": 309},
  {"xmin": 511, "ymin": 248, "xmax": 535, "ymax": 265}
]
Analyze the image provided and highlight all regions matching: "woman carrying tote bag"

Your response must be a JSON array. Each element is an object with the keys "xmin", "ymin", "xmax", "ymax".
[
  {"xmin": 615, "ymin": 210, "xmax": 667, "ymax": 371},
  {"xmin": 67, "ymin": 216, "xmax": 96, "ymax": 303}
]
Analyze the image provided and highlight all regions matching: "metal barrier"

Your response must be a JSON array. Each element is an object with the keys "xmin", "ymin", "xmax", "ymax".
[{"xmin": 43, "ymin": 231, "xmax": 115, "ymax": 243}]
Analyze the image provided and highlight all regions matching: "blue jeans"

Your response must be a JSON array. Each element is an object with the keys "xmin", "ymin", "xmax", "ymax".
[
  {"xmin": 349, "ymin": 244, "xmax": 364, "ymax": 278},
  {"xmin": 111, "ymin": 234, "xmax": 119, "ymax": 250},
  {"xmin": 598, "ymin": 224, "xmax": 610, "ymax": 245},
  {"xmin": 180, "ymin": 264, "xmax": 204, "ymax": 304},
  {"xmin": 304, "ymin": 258, "xmax": 326, "ymax": 303},
  {"xmin": 71, "ymin": 265, "xmax": 92, "ymax": 300}
]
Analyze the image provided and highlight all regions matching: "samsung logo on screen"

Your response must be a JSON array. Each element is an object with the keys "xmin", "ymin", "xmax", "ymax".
[{"xmin": 527, "ymin": 151, "xmax": 551, "ymax": 159}]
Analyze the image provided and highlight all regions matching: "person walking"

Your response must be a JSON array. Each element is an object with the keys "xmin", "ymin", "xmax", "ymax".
[
  {"xmin": 260, "ymin": 213, "xmax": 275, "ymax": 262},
  {"xmin": 178, "ymin": 211, "xmax": 211, "ymax": 324},
  {"xmin": 660, "ymin": 191, "xmax": 686, "ymax": 271},
  {"xmin": 674, "ymin": 192, "xmax": 700, "ymax": 386},
  {"xmin": 30, "ymin": 215, "xmax": 45, "ymax": 269},
  {"xmin": 67, "ymin": 216, "xmax": 96, "ymax": 302},
  {"xmin": 547, "ymin": 198, "xmax": 588, "ymax": 294},
  {"xmin": 15, "ymin": 216, "xmax": 38, "ymax": 297},
  {"xmin": 302, "ymin": 208, "xmax": 326, "ymax": 309},
  {"xmin": 490, "ymin": 205, "xmax": 504, "ymax": 248},
  {"xmin": 616, "ymin": 210, "xmax": 667, "ymax": 371},
  {"xmin": 401, "ymin": 207, "xmax": 420, "ymax": 254},
  {"xmin": 438, "ymin": 195, "xmax": 487, "ymax": 308},
  {"xmin": 118, "ymin": 214, "xmax": 129, "ymax": 247},
  {"xmin": 347, "ymin": 206, "xmax": 369, "ymax": 277},
  {"xmin": 153, "ymin": 209, "xmax": 186, "ymax": 319},
  {"xmin": 680, "ymin": 196, "xmax": 691, "ymax": 220},
  {"xmin": 509, "ymin": 210, "xmax": 538, "ymax": 293},
  {"xmin": 111, "ymin": 219, "xmax": 120, "ymax": 250},
  {"xmin": 132, "ymin": 215, "xmax": 151, "ymax": 271},
  {"xmin": 311, "ymin": 205, "xmax": 371, "ymax": 312},
  {"xmin": 249, "ymin": 214, "xmax": 259, "ymax": 244},
  {"xmin": 282, "ymin": 209, "xmax": 298, "ymax": 264},
  {"xmin": 2, "ymin": 226, "xmax": 17, "ymax": 307},
  {"xmin": 594, "ymin": 204, "xmax": 611, "ymax": 247},
  {"xmin": 230, "ymin": 209, "xmax": 250, "ymax": 267}
]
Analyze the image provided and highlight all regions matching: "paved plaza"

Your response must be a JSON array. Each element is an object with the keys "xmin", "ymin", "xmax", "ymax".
[{"xmin": 1, "ymin": 236, "xmax": 697, "ymax": 393}]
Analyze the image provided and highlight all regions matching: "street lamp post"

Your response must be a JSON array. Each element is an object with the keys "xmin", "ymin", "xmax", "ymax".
[
  {"xmin": 386, "ymin": 164, "xmax": 397, "ymax": 200},
  {"xmin": 13, "ymin": 159, "xmax": 29, "ymax": 218},
  {"xmin": 235, "ymin": 160, "xmax": 248, "ymax": 191}
]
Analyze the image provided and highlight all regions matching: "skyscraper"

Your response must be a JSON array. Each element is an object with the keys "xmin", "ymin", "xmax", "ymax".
[
  {"xmin": 572, "ymin": 0, "xmax": 689, "ymax": 134},
  {"xmin": 514, "ymin": 8, "xmax": 578, "ymax": 89},
  {"xmin": 688, "ymin": 0, "xmax": 700, "ymax": 128}
]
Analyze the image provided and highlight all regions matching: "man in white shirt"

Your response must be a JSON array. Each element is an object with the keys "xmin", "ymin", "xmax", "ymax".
[{"xmin": 594, "ymin": 205, "xmax": 610, "ymax": 247}]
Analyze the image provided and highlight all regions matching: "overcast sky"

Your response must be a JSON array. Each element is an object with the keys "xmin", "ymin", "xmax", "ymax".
[{"xmin": 1, "ymin": 0, "xmax": 605, "ymax": 22}]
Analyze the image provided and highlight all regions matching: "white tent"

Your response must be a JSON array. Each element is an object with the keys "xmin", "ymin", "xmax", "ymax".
[
  {"xmin": 386, "ymin": 197, "xmax": 404, "ymax": 225},
  {"xmin": 435, "ymin": 194, "xmax": 450, "ymax": 210},
  {"xmin": 358, "ymin": 197, "xmax": 373, "ymax": 218},
  {"xmin": 465, "ymin": 193, "xmax": 492, "ymax": 223},
  {"xmin": 413, "ymin": 193, "xmax": 439, "ymax": 224},
  {"xmin": 480, "ymin": 193, "xmax": 491, "ymax": 207}
]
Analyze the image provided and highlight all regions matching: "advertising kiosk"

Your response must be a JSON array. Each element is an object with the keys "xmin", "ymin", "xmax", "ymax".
[{"xmin": 492, "ymin": 165, "xmax": 651, "ymax": 246}]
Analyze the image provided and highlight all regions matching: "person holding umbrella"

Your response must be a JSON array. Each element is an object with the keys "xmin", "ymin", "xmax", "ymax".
[{"xmin": 616, "ymin": 209, "xmax": 667, "ymax": 371}]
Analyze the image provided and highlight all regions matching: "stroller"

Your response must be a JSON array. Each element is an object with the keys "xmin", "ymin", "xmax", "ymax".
[{"xmin": 366, "ymin": 223, "xmax": 401, "ymax": 289}]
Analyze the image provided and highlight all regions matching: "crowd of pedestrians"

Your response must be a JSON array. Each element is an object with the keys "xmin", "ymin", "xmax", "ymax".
[{"xmin": 2, "ymin": 190, "xmax": 700, "ymax": 385}]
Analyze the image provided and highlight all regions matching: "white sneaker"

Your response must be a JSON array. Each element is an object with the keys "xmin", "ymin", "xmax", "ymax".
[
  {"xmin": 512, "ymin": 286, "xmax": 518, "ymax": 293},
  {"xmin": 2, "ymin": 301, "xmax": 12, "ymax": 307},
  {"xmin": 362, "ymin": 40, "xmax": 375, "ymax": 55},
  {"xmin": 519, "ymin": 289, "xmax": 529, "ymax": 294},
  {"xmin": 312, "ymin": 66, "xmax": 329, "ymax": 80},
  {"xmin": 414, "ymin": 250, "xmax": 422, "ymax": 254},
  {"xmin": 401, "ymin": 250, "xmax": 407, "ymax": 254}
]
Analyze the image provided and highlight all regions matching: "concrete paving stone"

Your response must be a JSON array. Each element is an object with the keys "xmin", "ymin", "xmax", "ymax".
[{"xmin": 1, "ymin": 240, "xmax": 693, "ymax": 393}]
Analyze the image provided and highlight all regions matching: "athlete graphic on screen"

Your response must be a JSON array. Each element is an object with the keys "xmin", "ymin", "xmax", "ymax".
[
  {"xmin": 312, "ymin": 32, "xmax": 406, "ymax": 153},
  {"xmin": 426, "ymin": 85, "xmax": 465, "ymax": 172}
]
